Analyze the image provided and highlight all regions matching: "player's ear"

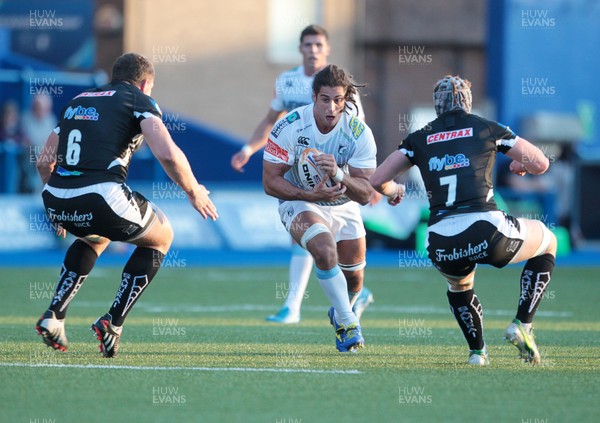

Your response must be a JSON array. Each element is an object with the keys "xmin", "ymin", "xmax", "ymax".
[{"xmin": 139, "ymin": 79, "xmax": 153, "ymax": 95}]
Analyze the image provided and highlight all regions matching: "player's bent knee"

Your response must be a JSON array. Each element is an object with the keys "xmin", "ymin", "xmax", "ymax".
[
  {"xmin": 447, "ymin": 280, "xmax": 474, "ymax": 292},
  {"xmin": 135, "ymin": 217, "xmax": 174, "ymax": 254},
  {"xmin": 160, "ymin": 222, "xmax": 174, "ymax": 251},
  {"xmin": 300, "ymin": 223, "xmax": 330, "ymax": 249},
  {"xmin": 339, "ymin": 262, "xmax": 365, "ymax": 287},
  {"xmin": 533, "ymin": 221, "xmax": 556, "ymax": 257},
  {"xmin": 164, "ymin": 220, "xmax": 175, "ymax": 245},
  {"xmin": 310, "ymin": 245, "xmax": 338, "ymax": 269},
  {"xmin": 80, "ymin": 236, "xmax": 110, "ymax": 255},
  {"xmin": 443, "ymin": 272, "xmax": 475, "ymax": 292},
  {"xmin": 82, "ymin": 235, "xmax": 109, "ymax": 246}
]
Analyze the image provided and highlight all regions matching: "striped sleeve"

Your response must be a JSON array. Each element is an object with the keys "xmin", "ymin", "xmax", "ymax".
[
  {"xmin": 133, "ymin": 93, "xmax": 162, "ymax": 122},
  {"xmin": 398, "ymin": 136, "xmax": 416, "ymax": 164}
]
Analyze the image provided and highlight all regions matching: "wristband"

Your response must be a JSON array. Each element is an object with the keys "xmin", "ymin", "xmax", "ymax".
[
  {"xmin": 241, "ymin": 145, "xmax": 253, "ymax": 156},
  {"xmin": 333, "ymin": 167, "xmax": 345, "ymax": 183}
]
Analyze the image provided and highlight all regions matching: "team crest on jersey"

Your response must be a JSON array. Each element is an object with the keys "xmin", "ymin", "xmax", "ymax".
[
  {"xmin": 271, "ymin": 111, "xmax": 300, "ymax": 138},
  {"xmin": 349, "ymin": 116, "xmax": 365, "ymax": 139},
  {"xmin": 338, "ymin": 143, "xmax": 349, "ymax": 155},
  {"xmin": 426, "ymin": 128, "xmax": 473, "ymax": 144}
]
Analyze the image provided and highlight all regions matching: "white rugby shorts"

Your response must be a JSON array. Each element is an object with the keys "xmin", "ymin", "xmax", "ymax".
[{"xmin": 278, "ymin": 200, "xmax": 366, "ymax": 242}]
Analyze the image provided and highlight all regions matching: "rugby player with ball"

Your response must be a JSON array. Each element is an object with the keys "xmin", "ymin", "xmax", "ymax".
[
  {"xmin": 263, "ymin": 64, "xmax": 378, "ymax": 352},
  {"xmin": 232, "ymin": 25, "xmax": 374, "ymax": 325}
]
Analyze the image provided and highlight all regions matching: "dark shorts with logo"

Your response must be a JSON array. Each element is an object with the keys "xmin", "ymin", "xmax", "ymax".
[
  {"xmin": 42, "ymin": 182, "xmax": 157, "ymax": 242},
  {"xmin": 426, "ymin": 211, "xmax": 525, "ymax": 277}
]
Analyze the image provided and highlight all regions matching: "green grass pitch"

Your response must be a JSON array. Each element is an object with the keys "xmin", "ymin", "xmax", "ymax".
[{"xmin": 0, "ymin": 264, "xmax": 598, "ymax": 422}]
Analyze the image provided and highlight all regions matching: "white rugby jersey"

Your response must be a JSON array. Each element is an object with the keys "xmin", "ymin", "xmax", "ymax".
[
  {"xmin": 270, "ymin": 65, "xmax": 364, "ymax": 119},
  {"xmin": 264, "ymin": 104, "xmax": 376, "ymax": 206}
]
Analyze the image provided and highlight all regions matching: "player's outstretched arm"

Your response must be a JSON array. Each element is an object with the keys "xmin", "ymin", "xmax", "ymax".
[
  {"xmin": 370, "ymin": 150, "xmax": 412, "ymax": 206},
  {"xmin": 36, "ymin": 130, "xmax": 67, "ymax": 237},
  {"xmin": 505, "ymin": 136, "xmax": 550, "ymax": 176},
  {"xmin": 36, "ymin": 131, "xmax": 59, "ymax": 185},
  {"xmin": 141, "ymin": 116, "xmax": 218, "ymax": 221},
  {"xmin": 231, "ymin": 108, "xmax": 285, "ymax": 172}
]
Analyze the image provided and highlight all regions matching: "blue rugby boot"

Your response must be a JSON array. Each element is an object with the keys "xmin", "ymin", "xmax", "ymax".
[
  {"xmin": 266, "ymin": 306, "xmax": 300, "ymax": 324},
  {"xmin": 337, "ymin": 323, "xmax": 365, "ymax": 353}
]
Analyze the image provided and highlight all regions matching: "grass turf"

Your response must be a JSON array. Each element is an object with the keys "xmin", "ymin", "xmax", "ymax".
[{"xmin": 0, "ymin": 264, "xmax": 598, "ymax": 422}]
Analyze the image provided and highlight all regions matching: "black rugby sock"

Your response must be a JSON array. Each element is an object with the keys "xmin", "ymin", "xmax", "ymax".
[
  {"xmin": 447, "ymin": 289, "xmax": 485, "ymax": 351},
  {"xmin": 49, "ymin": 239, "xmax": 98, "ymax": 319},
  {"xmin": 109, "ymin": 247, "xmax": 164, "ymax": 326},
  {"xmin": 516, "ymin": 253, "xmax": 555, "ymax": 324}
]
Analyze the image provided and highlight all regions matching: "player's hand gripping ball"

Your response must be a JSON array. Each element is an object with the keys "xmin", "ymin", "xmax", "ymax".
[{"xmin": 297, "ymin": 148, "xmax": 335, "ymax": 190}]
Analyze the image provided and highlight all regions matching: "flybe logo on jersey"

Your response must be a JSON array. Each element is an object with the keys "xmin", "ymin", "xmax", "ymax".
[
  {"xmin": 426, "ymin": 128, "xmax": 473, "ymax": 144},
  {"xmin": 64, "ymin": 106, "xmax": 99, "ymax": 121},
  {"xmin": 349, "ymin": 116, "xmax": 365, "ymax": 139},
  {"xmin": 271, "ymin": 111, "xmax": 300, "ymax": 138},
  {"xmin": 428, "ymin": 154, "xmax": 470, "ymax": 172}
]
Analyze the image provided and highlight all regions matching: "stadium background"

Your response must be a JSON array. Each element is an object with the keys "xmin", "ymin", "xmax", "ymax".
[{"xmin": 1, "ymin": 0, "xmax": 599, "ymax": 264}]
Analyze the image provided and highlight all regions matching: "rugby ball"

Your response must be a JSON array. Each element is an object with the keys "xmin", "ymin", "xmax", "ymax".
[{"xmin": 297, "ymin": 148, "xmax": 335, "ymax": 190}]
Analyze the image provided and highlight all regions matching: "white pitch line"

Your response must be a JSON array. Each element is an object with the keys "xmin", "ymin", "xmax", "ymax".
[
  {"xmin": 70, "ymin": 302, "xmax": 572, "ymax": 318},
  {"xmin": 0, "ymin": 362, "xmax": 361, "ymax": 375},
  {"xmin": 130, "ymin": 304, "xmax": 576, "ymax": 318}
]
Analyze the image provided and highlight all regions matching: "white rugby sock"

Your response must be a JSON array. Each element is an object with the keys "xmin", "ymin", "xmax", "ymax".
[
  {"xmin": 283, "ymin": 246, "xmax": 313, "ymax": 314},
  {"xmin": 316, "ymin": 266, "xmax": 357, "ymax": 326},
  {"xmin": 348, "ymin": 290, "xmax": 360, "ymax": 308}
]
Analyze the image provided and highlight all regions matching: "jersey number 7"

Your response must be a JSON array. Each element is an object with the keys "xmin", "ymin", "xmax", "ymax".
[{"xmin": 439, "ymin": 175, "xmax": 457, "ymax": 207}]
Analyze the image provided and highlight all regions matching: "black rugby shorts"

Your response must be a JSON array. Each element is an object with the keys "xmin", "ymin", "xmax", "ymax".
[
  {"xmin": 42, "ymin": 182, "xmax": 157, "ymax": 242},
  {"xmin": 426, "ymin": 211, "xmax": 525, "ymax": 277}
]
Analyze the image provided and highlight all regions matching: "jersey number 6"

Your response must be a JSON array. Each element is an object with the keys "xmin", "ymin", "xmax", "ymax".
[{"xmin": 66, "ymin": 129, "xmax": 82, "ymax": 166}]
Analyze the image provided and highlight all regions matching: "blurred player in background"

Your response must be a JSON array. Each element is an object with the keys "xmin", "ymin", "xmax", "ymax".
[
  {"xmin": 371, "ymin": 75, "xmax": 556, "ymax": 365},
  {"xmin": 263, "ymin": 64, "xmax": 377, "ymax": 352},
  {"xmin": 35, "ymin": 53, "xmax": 218, "ymax": 357},
  {"xmin": 231, "ymin": 24, "xmax": 374, "ymax": 324},
  {"xmin": 22, "ymin": 94, "xmax": 57, "ymax": 193}
]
